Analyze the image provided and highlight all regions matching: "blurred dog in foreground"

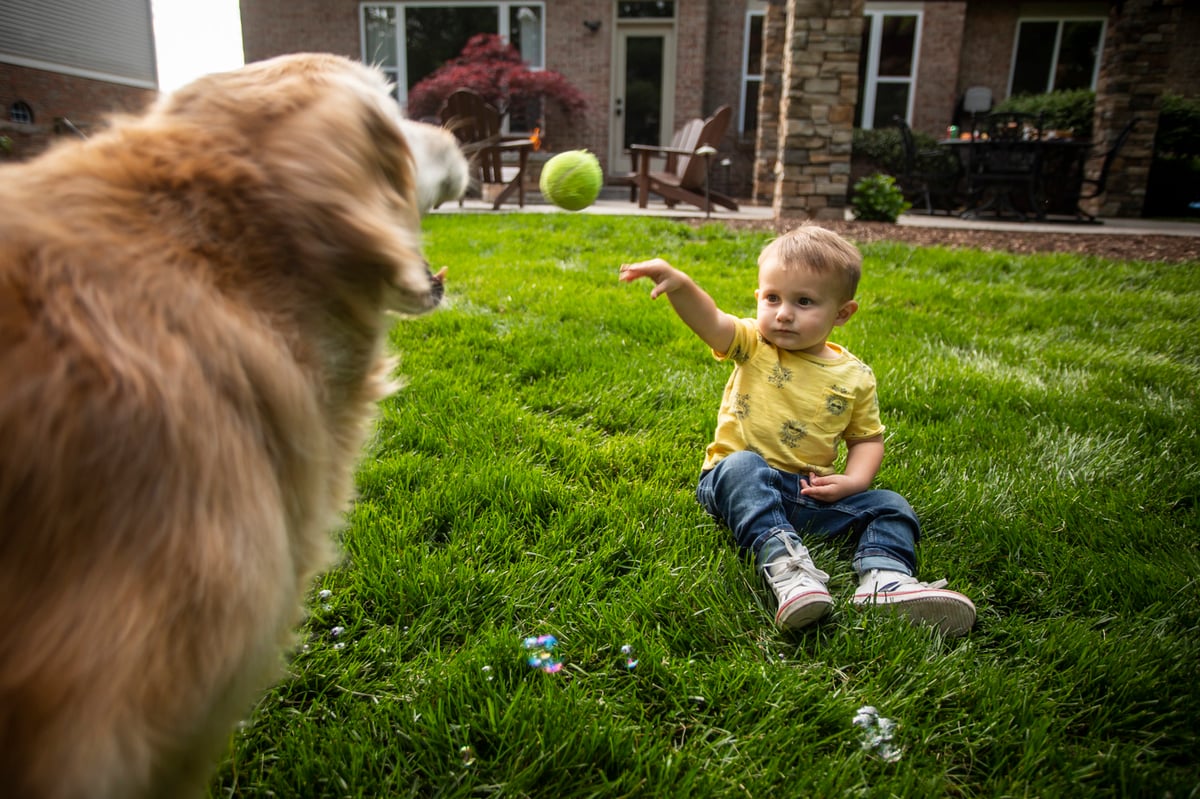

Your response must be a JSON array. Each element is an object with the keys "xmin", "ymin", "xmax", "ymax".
[{"xmin": 0, "ymin": 53, "xmax": 467, "ymax": 798}]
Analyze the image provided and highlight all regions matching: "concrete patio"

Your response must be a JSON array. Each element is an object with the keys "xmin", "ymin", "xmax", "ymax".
[{"xmin": 432, "ymin": 193, "xmax": 1200, "ymax": 240}]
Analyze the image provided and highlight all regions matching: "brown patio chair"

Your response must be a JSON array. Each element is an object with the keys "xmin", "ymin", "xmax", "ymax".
[
  {"xmin": 439, "ymin": 88, "xmax": 535, "ymax": 209},
  {"xmin": 609, "ymin": 115, "xmax": 704, "ymax": 201},
  {"xmin": 626, "ymin": 105, "xmax": 738, "ymax": 212}
]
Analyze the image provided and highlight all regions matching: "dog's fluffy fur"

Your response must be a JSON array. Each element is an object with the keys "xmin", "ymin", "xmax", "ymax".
[{"xmin": 0, "ymin": 53, "xmax": 467, "ymax": 798}]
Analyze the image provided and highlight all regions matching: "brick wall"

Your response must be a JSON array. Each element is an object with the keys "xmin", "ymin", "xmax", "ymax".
[
  {"xmin": 0, "ymin": 63, "xmax": 155, "ymax": 160},
  {"xmin": 1166, "ymin": 4, "xmax": 1200, "ymax": 98},
  {"xmin": 240, "ymin": 0, "xmax": 361, "ymax": 62},
  {"xmin": 957, "ymin": 2, "xmax": 1016, "ymax": 113},
  {"xmin": 912, "ymin": 2, "xmax": 966, "ymax": 136},
  {"xmin": 704, "ymin": 0, "xmax": 763, "ymax": 199}
]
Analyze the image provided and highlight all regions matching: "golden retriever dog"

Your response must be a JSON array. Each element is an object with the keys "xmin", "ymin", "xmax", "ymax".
[{"xmin": 0, "ymin": 53, "xmax": 467, "ymax": 798}]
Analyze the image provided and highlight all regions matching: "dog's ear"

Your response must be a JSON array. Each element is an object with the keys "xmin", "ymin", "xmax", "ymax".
[{"xmin": 397, "ymin": 120, "xmax": 469, "ymax": 215}]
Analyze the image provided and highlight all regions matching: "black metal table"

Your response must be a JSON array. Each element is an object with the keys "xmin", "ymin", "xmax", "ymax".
[{"xmin": 939, "ymin": 137, "xmax": 1093, "ymax": 220}]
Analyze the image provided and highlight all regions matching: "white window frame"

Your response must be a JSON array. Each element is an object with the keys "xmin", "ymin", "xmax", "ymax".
[
  {"xmin": 1007, "ymin": 15, "xmax": 1107, "ymax": 97},
  {"xmin": 740, "ymin": 8, "xmax": 765, "ymax": 135},
  {"xmin": 859, "ymin": 2, "xmax": 923, "ymax": 130},
  {"xmin": 360, "ymin": 2, "xmax": 546, "ymax": 110}
]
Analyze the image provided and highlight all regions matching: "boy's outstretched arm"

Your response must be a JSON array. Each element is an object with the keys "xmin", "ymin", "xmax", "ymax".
[{"xmin": 619, "ymin": 259, "xmax": 737, "ymax": 354}]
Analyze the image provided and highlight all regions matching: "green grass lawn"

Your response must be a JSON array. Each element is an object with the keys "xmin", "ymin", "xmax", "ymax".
[{"xmin": 211, "ymin": 214, "xmax": 1199, "ymax": 798}]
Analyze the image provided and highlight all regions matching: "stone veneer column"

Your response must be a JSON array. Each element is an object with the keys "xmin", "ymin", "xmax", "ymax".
[
  {"xmin": 771, "ymin": 0, "xmax": 863, "ymax": 220},
  {"xmin": 1086, "ymin": 0, "xmax": 1182, "ymax": 219},
  {"xmin": 753, "ymin": 0, "xmax": 787, "ymax": 203}
]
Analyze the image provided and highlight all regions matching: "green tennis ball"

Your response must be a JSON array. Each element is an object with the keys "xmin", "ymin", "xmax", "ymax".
[{"xmin": 539, "ymin": 150, "xmax": 603, "ymax": 211}]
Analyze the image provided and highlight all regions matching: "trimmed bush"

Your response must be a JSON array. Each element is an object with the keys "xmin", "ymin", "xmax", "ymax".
[
  {"xmin": 851, "ymin": 173, "xmax": 911, "ymax": 222},
  {"xmin": 993, "ymin": 89, "xmax": 1095, "ymax": 138},
  {"xmin": 1154, "ymin": 93, "xmax": 1200, "ymax": 159}
]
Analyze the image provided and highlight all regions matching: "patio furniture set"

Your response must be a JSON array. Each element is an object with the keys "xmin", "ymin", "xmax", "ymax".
[
  {"xmin": 438, "ymin": 88, "xmax": 1135, "ymax": 223},
  {"xmin": 895, "ymin": 113, "xmax": 1138, "ymax": 223}
]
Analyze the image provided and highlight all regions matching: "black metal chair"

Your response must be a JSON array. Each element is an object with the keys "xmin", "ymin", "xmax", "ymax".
[
  {"xmin": 893, "ymin": 116, "xmax": 962, "ymax": 214},
  {"xmin": 963, "ymin": 112, "xmax": 1044, "ymax": 220},
  {"xmin": 1067, "ymin": 117, "xmax": 1139, "ymax": 222}
]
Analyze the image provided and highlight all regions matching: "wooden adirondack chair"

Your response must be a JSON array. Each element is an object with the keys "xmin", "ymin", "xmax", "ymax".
[
  {"xmin": 439, "ymin": 89, "xmax": 535, "ymax": 209},
  {"xmin": 628, "ymin": 105, "xmax": 737, "ymax": 212},
  {"xmin": 610, "ymin": 116, "xmax": 704, "ymax": 201}
]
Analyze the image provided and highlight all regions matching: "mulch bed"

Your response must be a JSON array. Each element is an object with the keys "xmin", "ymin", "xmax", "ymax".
[{"xmin": 703, "ymin": 216, "xmax": 1200, "ymax": 264}]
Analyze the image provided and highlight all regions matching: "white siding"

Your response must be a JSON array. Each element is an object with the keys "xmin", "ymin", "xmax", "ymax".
[{"xmin": 0, "ymin": 0, "xmax": 157, "ymax": 89}]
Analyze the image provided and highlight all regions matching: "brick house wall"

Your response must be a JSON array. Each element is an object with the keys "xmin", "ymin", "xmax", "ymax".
[
  {"xmin": 0, "ymin": 63, "xmax": 155, "ymax": 159},
  {"xmin": 704, "ymin": 0, "xmax": 762, "ymax": 198},
  {"xmin": 956, "ymin": 2, "xmax": 1017, "ymax": 117},
  {"xmin": 540, "ymin": 0, "xmax": 614, "ymax": 161},
  {"xmin": 240, "ymin": 0, "xmax": 361, "ymax": 63},
  {"xmin": 235, "ymin": 0, "xmax": 1195, "ymax": 216},
  {"xmin": 1166, "ymin": 5, "xmax": 1200, "ymax": 99},
  {"xmin": 911, "ymin": 2, "xmax": 965, "ymax": 136}
]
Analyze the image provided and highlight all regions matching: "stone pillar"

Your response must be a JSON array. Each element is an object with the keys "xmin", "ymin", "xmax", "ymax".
[
  {"xmin": 1086, "ymin": 0, "xmax": 1182, "ymax": 219},
  {"xmin": 753, "ymin": 0, "xmax": 787, "ymax": 203},
  {"xmin": 772, "ymin": 0, "xmax": 863, "ymax": 220}
]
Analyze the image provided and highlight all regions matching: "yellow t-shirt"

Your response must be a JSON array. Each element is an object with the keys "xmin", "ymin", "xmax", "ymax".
[{"xmin": 702, "ymin": 318, "xmax": 884, "ymax": 475}]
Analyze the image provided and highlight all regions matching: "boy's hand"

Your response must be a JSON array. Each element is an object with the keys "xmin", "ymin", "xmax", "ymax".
[
  {"xmin": 800, "ymin": 473, "xmax": 868, "ymax": 503},
  {"xmin": 618, "ymin": 259, "xmax": 688, "ymax": 300},
  {"xmin": 618, "ymin": 259, "xmax": 736, "ymax": 354}
]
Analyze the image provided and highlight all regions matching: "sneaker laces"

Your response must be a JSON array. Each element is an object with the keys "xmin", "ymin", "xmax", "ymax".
[
  {"xmin": 864, "ymin": 570, "xmax": 950, "ymax": 592},
  {"xmin": 766, "ymin": 537, "xmax": 830, "ymax": 590}
]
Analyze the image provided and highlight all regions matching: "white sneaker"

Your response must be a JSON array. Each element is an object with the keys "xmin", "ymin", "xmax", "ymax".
[
  {"xmin": 763, "ymin": 539, "xmax": 833, "ymax": 631},
  {"xmin": 853, "ymin": 569, "xmax": 976, "ymax": 637}
]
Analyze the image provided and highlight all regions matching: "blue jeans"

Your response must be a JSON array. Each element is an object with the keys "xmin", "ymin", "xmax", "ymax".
[{"xmin": 695, "ymin": 450, "xmax": 918, "ymax": 576}]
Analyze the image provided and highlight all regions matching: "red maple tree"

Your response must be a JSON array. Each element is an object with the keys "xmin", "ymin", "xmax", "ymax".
[{"xmin": 406, "ymin": 34, "xmax": 586, "ymax": 124}]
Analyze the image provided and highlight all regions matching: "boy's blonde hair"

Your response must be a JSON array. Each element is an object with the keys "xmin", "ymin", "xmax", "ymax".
[{"xmin": 758, "ymin": 224, "xmax": 863, "ymax": 300}]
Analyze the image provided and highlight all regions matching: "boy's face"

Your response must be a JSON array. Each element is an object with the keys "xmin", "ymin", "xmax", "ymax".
[{"xmin": 754, "ymin": 258, "xmax": 858, "ymax": 355}]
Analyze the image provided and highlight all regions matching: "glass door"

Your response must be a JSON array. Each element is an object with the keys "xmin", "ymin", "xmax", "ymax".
[{"xmin": 610, "ymin": 24, "xmax": 675, "ymax": 172}]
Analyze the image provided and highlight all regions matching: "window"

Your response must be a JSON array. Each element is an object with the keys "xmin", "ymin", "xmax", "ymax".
[
  {"xmin": 1009, "ymin": 18, "xmax": 1105, "ymax": 96},
  {"xmin": 361, "ymin": 3, "xmax": 545, "ymax": 107},
  {"xmin": 740, "ymin": 10, "xmax": 764, "ymax": 135},
  {"xmin": 855, "ymin": 5, "xmax": 922, "ymax": 129},
  {"xmin": 9, "ymin": 101, "xmax": 33, "ymax": 124},
  {"xmin": 618, "ymin": 2, "xmax": 674, "ymax": 19}
]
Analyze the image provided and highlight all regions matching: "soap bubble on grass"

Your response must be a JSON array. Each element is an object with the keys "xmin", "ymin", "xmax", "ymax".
[
  {"xmin": 853, "ymin": 706, "xmax": 903, "ymax": 762},
  {"xmin": 522, "ymin": 634, "xmax": 562, "ymax": 674}
]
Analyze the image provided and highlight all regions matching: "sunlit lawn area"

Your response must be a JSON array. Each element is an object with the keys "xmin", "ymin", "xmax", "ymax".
[{"xmin": 211, "ymin": 214, "xmax": 1199, "ymax": 798}]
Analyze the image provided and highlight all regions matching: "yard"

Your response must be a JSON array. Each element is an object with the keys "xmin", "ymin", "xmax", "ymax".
[{"xmin": 210, "ymin": 214, "xmax": 1199, "ymax": 798}]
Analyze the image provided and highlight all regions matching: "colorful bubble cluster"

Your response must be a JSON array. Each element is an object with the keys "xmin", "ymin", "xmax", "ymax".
[
  {"xmin": 522, "ymin": 634, "xmax": 562, "ymax": 673},
  {"xmin": 852, "ymin": 705, "xmax": 902, "ymax": 762},
  {"xmin": 620, "ymin": 644, "xmax": 639, "ymax": 670}
]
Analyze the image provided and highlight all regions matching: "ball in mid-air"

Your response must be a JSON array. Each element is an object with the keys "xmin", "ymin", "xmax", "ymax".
[{"xmin": 539, "ymin": 150, "xmax": 603, "ymax": 211}]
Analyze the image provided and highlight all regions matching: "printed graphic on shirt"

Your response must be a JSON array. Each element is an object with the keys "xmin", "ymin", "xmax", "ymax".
[
  {"xmin": 767, "ymin": 363, "xmax": 793, "ymax": 388},
  {"xmin": 826, "ymin": 389, "xmax": 849, "ymax": 416},
  {"xmin": 734, "ymin": 393, "xmax": 751, "ymax": 419},
  {"xmin": 779, "ymin": 419, "xmax": 808, "ymax": 448}
]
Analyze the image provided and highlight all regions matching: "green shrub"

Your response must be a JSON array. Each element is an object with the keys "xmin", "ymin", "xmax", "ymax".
[
  {"xmin": 852, "ymin": 125, "xmax": 945, "ymax": 177},
  {"xmin": 993, "ymin": 89, "xmax": 1095, "ymax": 138},
  {"xmin": 851, "ymin": 173, "xmax": 911, "ymax": 222},
  {"xmin": 1154, "ymin": 93, "xmax": 1200, "ymax": 159},
  {"xmin": 852, "ymin": 127, "xmax": 905, "ymax": 174}
]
